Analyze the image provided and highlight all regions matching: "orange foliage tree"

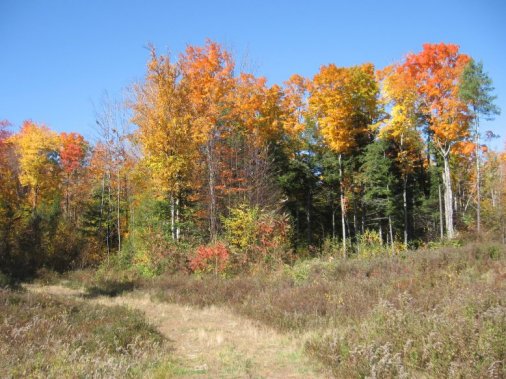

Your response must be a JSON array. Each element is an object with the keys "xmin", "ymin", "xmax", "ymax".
[
  {"xmin": 180, "ymin": 40, "xmax": 236, "ymax": 240},
  {"xmin": 60, "ymin": 132, "xmax": 88, "ymax": 219},
  {"xmin": 401, "ymin": 43, "xmax": 471, "ymax": 238}
]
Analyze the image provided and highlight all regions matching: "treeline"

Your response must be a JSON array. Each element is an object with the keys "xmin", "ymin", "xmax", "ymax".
[{"xmin": 1, "ymin": 41, "xmax": 504, "ymax": 277}]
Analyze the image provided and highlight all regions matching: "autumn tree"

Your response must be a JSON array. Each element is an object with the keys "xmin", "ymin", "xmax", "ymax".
[
  {"xmin": 309, "ymin": 63, "xmax": 381, "ymax": 256},
  {"xmin": 0, "ymin": 120, "xmax": 20, "ymax": 269},
  {"xmin": 401, "ymin": 43, "xmax": 471, "ymax": 239},
  {"xmin": 180, "ymin": 40, "xmax": 236, "ymax": 241},
  {"xmin": 379, "ymin": 64, "xmax": 424, "ymax": 244},
  {"xmin": 132, "ymin": 48, "xmax": 199, "ymax": 241},
  {"xmin": 0, "ymin": 120, "xmax": 17, "ymax": 214},
  {"xmin": 481, "ymin": 151, "xmax": 506, "ymax": 241},
  {"xmin": 10, "ymin": 121, "xmax": 61, "ymax": 211},
  {"xmin": 60, "ymin": 132, "xmax": 88, "ymax": 221}
]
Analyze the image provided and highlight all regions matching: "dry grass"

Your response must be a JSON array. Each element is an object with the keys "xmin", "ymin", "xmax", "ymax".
[
  {"xmin": 145, "ymin": 243, "xmax": 506, "ymax": 378},
  {"xmin": 0, "ymin": 287, "xmax": 179, "ymax": 378},
  {"xmin": 27, "ymin": 284, "xmax": 324, "ymax": 378},
  {"xmin": 38, "ymin": 242, "xmax": 505, "ymax": 377}
]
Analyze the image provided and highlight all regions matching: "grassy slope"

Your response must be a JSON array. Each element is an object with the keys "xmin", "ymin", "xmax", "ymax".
[
  {"xmin": 31, "ymin": 243, "xmax": 506, "ymax": 377},
  {"xmin": 142, "ymin": 243, "xmax": 505, "ymax": 377},
  {"xmin": 0, "ymin": 288, "xmax": 178, "ymax": 378}
]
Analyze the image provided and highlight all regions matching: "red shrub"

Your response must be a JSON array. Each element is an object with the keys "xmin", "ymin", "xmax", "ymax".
[{"xmin": 189, "ymin": 242, "xmax": 230, "ymax": 274}]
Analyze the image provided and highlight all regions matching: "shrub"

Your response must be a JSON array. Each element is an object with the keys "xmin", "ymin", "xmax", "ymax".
[
  {"xmin": 222, "ymin": 204, "xmax": 292, "ymax": 269},
  {"xmin": 150, "ymin": 243, "xmax": 505, "ymax": 376},
  {"xmin": 321, "ymin": 237, "xmax": 342, "ymax": 257},
  {"xmin": 121, "ymin": 231, "xmax": 189, "ymax": 277},
  {"xmin": 189, "ymin": 242, "xmax": 230, "ymax": 275},
  {"xmin": 356, "ymin": 229, "xmax": 407, "ymax": 259}
]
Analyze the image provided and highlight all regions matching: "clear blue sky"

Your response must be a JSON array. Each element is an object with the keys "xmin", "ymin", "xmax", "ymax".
[{"xmin": 1, "ymin": 0, "xmax": 505, "ymax": 149}]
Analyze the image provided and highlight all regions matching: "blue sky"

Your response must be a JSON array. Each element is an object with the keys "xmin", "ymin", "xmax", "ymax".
[{"xmin": 1, "ymin": 0, "xmax": 505, "ymax": 149}]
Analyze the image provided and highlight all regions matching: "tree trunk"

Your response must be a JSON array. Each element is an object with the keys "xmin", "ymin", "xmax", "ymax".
[
  {"xmin": 117, "ymin": 169, "xmax": 121, "ymax": 254},
  {"xmin": 388, "ymin": 215, "xmax": 394, "ymax": 251},
  {"xmin": 361, "ymin": 205, "xmax": 365, "ymax": 235},
  {"xmin": 99, "ymin": 174, "xmax": 105, "ymax": 248},
  {"xmin": 176, "ymin": 197, "xmax": 180, "ymax": 241},
  {"xmin": 442, "ymin": 153, "xmax": 455, "ymax": 239},
  {"xmin": 306, "ymin": 190, "xmax": 312, "ymax": 244},
  {"xmin": 106, "ymin": 172, "xmax": 111, "ymax": 261},
  {"xmin": 339, "ymin": 154, "xmax": 347, "ymax": 258},
  {"xmin": 438, "ymin": 184, "xmax": 444, "ymax": 240},
  {"xmin": 403, "ymin": 176, "xmax": 408, "ymax": 245},
  {"xmin": 206, "ymin": 137, "xmax": 218, "ymax": 241},
  {"xmin": 475, "ymin": 117, "xmax": 481, "ymax": 234},
  {"xmin": 33, "ymin": 184, "xmax": 39, "ymax": 212},
  {"xmin": 65, "ymin": 174, "xmax": 70, "ymax": 218},
  {"xmin": 331, "ymin": 198, "xmax": 336, "ymax": 240},
  {"xmin": 170, "ymin": 194, "xmax": 175, "ymax": 240},
  {"xmin": 296, "ymin": 207, "xmax": 300, "ymax": 241}
]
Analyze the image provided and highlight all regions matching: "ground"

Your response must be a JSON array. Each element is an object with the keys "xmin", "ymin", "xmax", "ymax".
[{"xmin": 26, "ymin": 283, "xmax": 325, "ymax": 378}]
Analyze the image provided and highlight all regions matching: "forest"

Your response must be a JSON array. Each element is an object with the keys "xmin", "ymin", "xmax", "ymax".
[
  {"xmin": 1, "ymin": 40, "xmax": 506, "ymax": 377},
  {"xmin": 1, "ymin": 41, "xmax": 504, "ymax": 277}
]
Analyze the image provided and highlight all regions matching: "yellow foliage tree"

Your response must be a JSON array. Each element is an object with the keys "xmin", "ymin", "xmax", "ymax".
[
  {"xmin": 10, "ymin": 121, "xmax": 61, "ymax": 210},
  {"xmin": 132, "ymin": 47, "xmax": 199, "ymax": 240},
  {"xmin": 309, "ymin": 63, "xmax": 381, "ymax": 256},
  {"xmin": 379, "ymin": 64, "xmax": 424, "ymax": 243}
]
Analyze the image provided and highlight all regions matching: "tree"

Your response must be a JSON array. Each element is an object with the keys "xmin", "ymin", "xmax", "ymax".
[
  {"xmin": 0, "ymin": 120, "xmax": 17, "ymax": 212},
  {"xmin": 0, "ymin": 120, "xmax": 20, "ymax": 270},
  {"xmin": 132, "ymin": 47, "xmax": 199, "ymax": 241},
  {"xmin": 459, "ymin": 59, "xmax": 501, "ymax": 234},
  {"xmin": 229, "ymin": 73, "xmax": 285, "ymax": 209},
  {"xmin": 10, "ymin": 121, "xmax": 61, "ymax": 211},
  {"xmin": 481, "ymin": 151, "xmax": 506, "ymax": 241},
  {"xmin": 309, "ymin": 63, "xmax": 381, "ymax": 256},
  {"xmin": 180, "ymin": 40, "xmax": 236, "ymax": 241},
  {"xmin": 359, "ymin": 139, "xmax": 396, "ymax": 246},
  {"xmin": 401, "ymin": 43, "xmax": 471, "ymax": 239},
  {"xmin": 60, "ymin": 132, "xmax": 88, "ymax": 220},
  {"xmin": 379, "ymin": 64, "xmax": 424, "ymax": 244}
]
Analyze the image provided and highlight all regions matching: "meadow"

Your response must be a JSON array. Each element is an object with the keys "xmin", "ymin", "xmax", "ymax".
[{"xmin": 3, "ymin": 242, "xmax": 503, "ymax": 378}]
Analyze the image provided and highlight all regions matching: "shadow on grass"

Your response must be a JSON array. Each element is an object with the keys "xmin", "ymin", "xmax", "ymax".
[{"xmin": 84, "ymin": 280, "xmax": 136, "ymax": 298}]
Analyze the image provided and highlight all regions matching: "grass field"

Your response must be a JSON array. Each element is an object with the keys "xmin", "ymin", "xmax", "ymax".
[
  {"xmin": 2, "ymin": 243, "xmax": 505, "ymax": 378},
  {"xmin": 147, "ymin": 243, "xmax": 505, "ymax": 377}
]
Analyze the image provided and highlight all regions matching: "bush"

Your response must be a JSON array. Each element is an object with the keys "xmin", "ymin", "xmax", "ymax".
[
  {"xmin": 120, "ymin": 231, "xmax": 189, "ymax": 277},
  {"xmin": 83, "ymin": 267, "xmax": 143, "ymax": 297},
  {"xmin": 222, "ymin": 204, "xmax": 292, "ymax": 270},
  {"xmin": 189, "ymin": 242, "xmax": 230, "ymax": 275},
  {"xmin": 0, "ymin": 271, "xmax": 14, "ymax": 288},
  {"xmin": 356, "ymin": 229, "xmax": 407, "ymax": 259}
]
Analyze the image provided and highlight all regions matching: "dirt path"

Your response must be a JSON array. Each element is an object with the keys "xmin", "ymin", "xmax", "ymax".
[{"xmin": 26, "ymin": 284, "xmax": 325, "ymax": 378}]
